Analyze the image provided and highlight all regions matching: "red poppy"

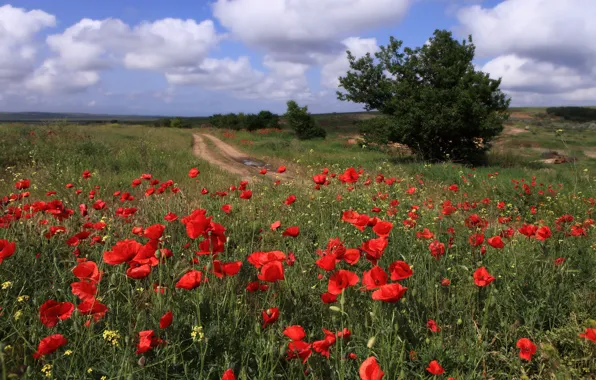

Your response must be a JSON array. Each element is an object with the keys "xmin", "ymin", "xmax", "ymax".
[
  {"xmin": 212, "ymin": 260, "xmax": 242, "ymax": 278},
  {"xmin": 579, "ymin": 328, "xmax": 596, "ymax": 343},
  {"xmin": 136, "ymin": 330, "xmax": 163, "ymax": 354},
  {"xmin": 426, "ymin": 319, "xmax": 440, "ymax": 333},
  {"xmin": 416, "ymin": 228, "xmax": 434, "ymax": 239},
  {"xmin": 270, "ymin": 220, "xmax": 281, "ymax": 231},
  {"xmin": 316, "ymin": 254, "xmax": 337, "ymax": 272},
  {"xmin": 39, "ymin": 300, "xmax": 75, "ymax": 327},
  {"xmin": 15, "ymin": 179, "xmax": 30, "ymax": 190},
  {"xmin": 426, "ymin": 360, "xmax": 444, "ymax": 375},
  {"xmin": 284, "ymin": 194, "xmax": 296, "ymax": 206},
  {"xmin": 487, "ymin": 236, "xmax": 504, "ymax": 249},
  {"xmin": 175, "ymin": 270, "xmax": 204, "ymax": 290},
  {"xmin": 328, "ymin": 270, "xmax": 359, "ymax": 295},
  {"xmin": 282, "ymin": 226, "xmax": 300, "ymax": 237},
  {"xmin": 361, "ymin": 237, "xmax": 388, "ymax": 264},
  {"xmin": 277, "ymin": 166, "xmax": 286, "ymax": 173},
  {"xmin": 70, "ymin": 281, "xmax": 97, "ymax": 301},
  {"xmin": 103, "ymin": 239, "xmax": 143, "ymax": 265},
  {"xmin": 339, "ymin": 167, "xmax": 359, "ymax": 183},
  {"xmin": 389, "ymin": 260, "xmax": 413, "ymax": 281},
  {"xmin": 441, "ymin": 278, "xmax": 451, "ymax": 286},
  {"xmin": 222, "ymin": 369, "xmax": 236, "ymax": 380},
  {"xmin": 283, "ymin": 325, "xmax": 306, "ymax": 341},
  {"xmin": 359, "ymin": 356, "xmax": 384, "ymax": 380},
  {"xmin": 160, "ymin": 311, "xmax": 173, "ymax": 329},
  {"xmin": 286, "ymin": 340, "xmax": 312, "ymax": 363},
  {"xmin": 259, "ymin": 168, "xmax": 267, "ymax": 175},
  {"xmin": 82, "ymin": 170, "xmax": 92, "ymax": 179},
  {"xmin": 313, "ymin": 329, "xmax": 336, "ymax": 359},
  {"xmin": 240, "ymin": 190, "xmax": 252, "ymax": 199},
  {"xmin": 221, "ymin": 204, "xmax": 232, "ymax": 214},
  {"xmin": 72, "ymin": 261, "xmax": 102, "ymax": 284},
  {"xmin": 0, "ymin": 239, "xmax": 16, "ymax": 264},
  {"xmin": 321, "ymin": 292, "xmax": 338, "ymax": 304},
  {"xmin": 164, "ymin": 212, "xmax": 178, "ymax": 222},
  {"xmin": 473, "ymin": 267, "xmax": 495, "ymax": 287},
  {"xmin": 33, "ymin": 334, "xmax": 68, "ymax": 359},
  {"xmin": 516, "ymin": 338, "xmax": 537, "ymax": 361},
  {"xmin": 188, "ymin": 168, "xmax": 200, "ymax": 178},
  {"xmin": 469, "ymin": 233, "xmax": 485, "ymax": 247},
  {"xmin": 261, "ymin": 307, "xmax": 279, "ymax": 328},
  {"xmin": 428, "ymin": 240, "xmax": 445, "ymax": 260},
  {"xmin": 126, "ymin": 264, "xmax": 152, "ymax": 279},
  {"xmin": 371, "ymin": 283, "xmax": 407, "ymax": 303},
  {"xmin": 77, "ymin": 300, "xmax": 108, "ymax": 321},
  {"xmin": 362, "ymin": 266, "xmax": 388, "ymax": 290},
  {"xmin": 144, "ymin": 224, "xmax": 165, "ymax": 240},
  {"xmin": 372, "ymin": 221, "xmax": 393, "ymax": 238},
  {"xmin": 535, "ymin": 226, "xmax": 552, "ymax": 241},
  {"xmin": 258, "ymin": 261, "xmax": 285, "ymax": 282}
]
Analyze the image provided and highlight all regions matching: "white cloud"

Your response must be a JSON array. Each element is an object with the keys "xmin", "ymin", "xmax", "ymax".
[
  {"xmin": 29, "ymin": 16, "xmax": 220, "ymax": 94},
  {"xmin": 457, "ymin": 0, "xmax": 596, "ymax": 103},
  {"xmin": 320, "ymin": 37, "xmax": 379, "ymax": 89},
  {"xmin": 0, "ymin": 5, "xmax": 55, "ymax": 84},
  {"xmin": 212, "ymin": 0, "xmax": 409, "ymax": 60}
]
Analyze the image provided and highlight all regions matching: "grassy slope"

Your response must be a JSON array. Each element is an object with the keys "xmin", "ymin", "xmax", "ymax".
[{"xmin": 0, "ymin": 122, "xmax": 595, "ymax": 379}]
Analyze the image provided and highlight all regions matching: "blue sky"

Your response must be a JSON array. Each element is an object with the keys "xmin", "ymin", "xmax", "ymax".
[{"xmin": 0, "ymin": 0, "xmax": 593, "ymax": 116}]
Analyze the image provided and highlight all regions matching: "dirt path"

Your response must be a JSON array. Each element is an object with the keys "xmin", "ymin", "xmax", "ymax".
[{"xmin": 192, "ymin": 133, "xmax": 295, "ymax": 182}]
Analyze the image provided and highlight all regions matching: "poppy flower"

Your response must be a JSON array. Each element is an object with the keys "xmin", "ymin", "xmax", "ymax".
[
  {"xmin": 70, "ymin": 281, "xmax": 97, "ymax": 301},
  {"xmin": 359, "ymin": 356, "xmax": 384, "ymax": 380},
  {"xmin": 82, "ymin": 170, "xmax": 92, "ymax": 179},
  {"xmin": 282, "ymin": 226, "xmax": 300, "ymax": 237},
  {"xmin": 188, "ymin": 168, "xmax": 200, "ymax": 178},
  {"xmin": 72, "ymin": 261, "xmax": 102, "ymax": 284},
  {"xmin": 389, "ymin": 260, "xmax": 413, "ymax": 281},
  {"xmin": 283, "ymin": 325, "xmax": 306, "ymax": 341},
  {"xmin": 270, "ymin": 220, "xmax": 281, "ymax": 231},
  {"xmin": 535, "ymin": 226, "xmax": 552, "ymax": 241},
  {"xmin": 221, "ymin": 204, "xmax": 232, "ymax": 214},
  {"xmin": 277, "ymin": 166, "xmax": 286, "ymax": 173},
  {"xmin": 261, "ymin": 307, "xmax": 279, "ymax": 328},
  {"xmin": 77, "ymin": 299, "xmax": 108, "ymax": 322},
  {"xmin": 371, "ymin": 283, "xmax": 408, "ymax": 303},
  {"xmin": 287, "ymin": 340, "xmax": 312, "ymax": 363},
  {"xmin": 516, "ymin": 338, "xmax": 537, "ymax": 361},
  {"xmin": 126, "ymin": 264, "xmax": 152, "ymax": 279},
  {"xmin": 579, "ymin": 328, "xmax": 596, "ymax": 343},
  {"xmin": 164, "ymin": 212, "xmax": 178, "ymax": 222},
  {"xmin": 416, "ymin": 228, "xmax": 434, "ymax": 239},
  {"xmin": 222, "ymin": 369, "xmax": 236, "ymax": 380},
  {"xmin": 487, "ymin": 236, "xmax": 504, "ymax": 249},
  {"xmin": 328, "ymin": 270, "xmax": 359, "ymax": 295},
  {"xmin": 39, "ymin": 300, "xmax": 75, "ymax": 327},
  {"xmin": 212, "ymin": 260, "xmax": 242, "ymax": 278},
  {"xmin": 313, "ymin": 329, "xmax": 336, "ymax": 358},
  {"xmin": 0, "ymin": 239, "xmax": 16, "ymax": 264},
  {"xmin": 240, "ymin": 190, "xmax": 252, "ymax": 199},
  {"xmin": 361, "ymin": 237, "xmax": 388, "ymax": 264},
  {"xmin": 372, "ymin": 221, "xmax": 393, "ymax": 238},
  {"xmin": 160, "ymin": 311, "xmax": 173, "ymax": 329},
  {"xmin": 175, "ymin": 270, "xmax": 204, "ymax": 290},
  {"xmin": 362, "ymin": 266, "xmax": 388, "ymax": 290},
  {"xmin": 103, "ymin": 239, "xmax": 143, "ymax": 265},
  {"xmin": 473, "ymin": 267, "xmax": 495, "ymax": 287},
  {"xmin": 284, "ymin": 194, "xmax": 296, "ymax": 206},
  {"xmin": 33, "ymin": 334, "xmax": 68, "ymax": 359},
  {"xmin": 469, "ymin": 233, "xmax": 485, "ymax": 247},
  {"xmin": 259, "ymin": 168, "xmax": 267, "ymax": 175},
  {"xmin": 321, "ymin": 292, "xmax": 338, "ymax": 304},
  {"xmin": 144, "ymin": 224, "xmax": 165, "ymax": 240},
  {"xmin": 426, "ymin": 360, "xmax": 444, "ymax": 375},
  {"xmin": 258, "ymin": 261, "xmax": 285, "ymax": 282},
  {"xmin": 136, "ymin": 330, "xmax": 163, "ymax": 354},
  {"xmin": 427, "ymin": 319, "xmax": 441, "ymax": 333}
]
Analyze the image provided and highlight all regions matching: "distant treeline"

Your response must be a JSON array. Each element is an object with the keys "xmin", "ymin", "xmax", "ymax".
[
  {"xmin": 150, "ymin": 111, "xmax": 280, "ymax": 130},
  {"xmin": 546, "ymin": 107, "xmax": 596, "ymax": 122}
]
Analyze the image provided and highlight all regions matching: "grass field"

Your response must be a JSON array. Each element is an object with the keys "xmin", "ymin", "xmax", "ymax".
[{"xmin": 0, "ymin": 119, "xmax": 595, "ymax": 379}]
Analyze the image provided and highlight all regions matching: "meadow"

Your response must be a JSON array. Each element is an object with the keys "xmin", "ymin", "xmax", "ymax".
[{"xmin": 0, "ymin": 117, "xmax": 595, "ymax": 379}]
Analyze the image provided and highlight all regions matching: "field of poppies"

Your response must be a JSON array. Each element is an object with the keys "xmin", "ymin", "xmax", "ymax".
[{"xmin": 0, "ymin": 123, "xmax": 595, "ymax": 379}]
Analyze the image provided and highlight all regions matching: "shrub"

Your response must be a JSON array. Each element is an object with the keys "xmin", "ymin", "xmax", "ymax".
[
  {"xmin": 284, "ymin": 100, "xmax": 326, "ymax": 140},
  {"xmin": 337, "ymin": 29, "xmax": 510, "ymax": 163}
]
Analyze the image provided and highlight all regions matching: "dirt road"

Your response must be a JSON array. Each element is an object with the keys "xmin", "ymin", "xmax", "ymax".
[{"xmin": 192, "ymin": 133, "xmax": 294, "ymax": 182}]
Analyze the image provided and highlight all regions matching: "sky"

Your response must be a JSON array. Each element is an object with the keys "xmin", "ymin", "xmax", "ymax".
[{"xmin": 0, "ymin": 0, "xmax": 594, "ymax": 116}]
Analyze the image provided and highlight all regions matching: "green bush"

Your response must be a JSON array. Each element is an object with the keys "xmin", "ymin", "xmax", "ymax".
[
  {"xmin": 284, "ymin": 100, "xmax": 326, "ymax": 140},
  {"xmin": 546, "ymin": 107, "xmax": 596, "ymax": 122},
  {"xmin": 337, "ymin": 29, "xmax": 510, "ymax": 163}
]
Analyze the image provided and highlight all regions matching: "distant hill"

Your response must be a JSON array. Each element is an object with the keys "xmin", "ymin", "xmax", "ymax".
[{"xmin": 0, "ymin": 112, "xmax": 166, "ymax": 122}]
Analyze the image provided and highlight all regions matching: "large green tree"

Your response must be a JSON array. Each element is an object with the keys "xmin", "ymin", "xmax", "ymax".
[{"xmin": 337, "ymin": 29, "xmax": 510, "ymax": 163}]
